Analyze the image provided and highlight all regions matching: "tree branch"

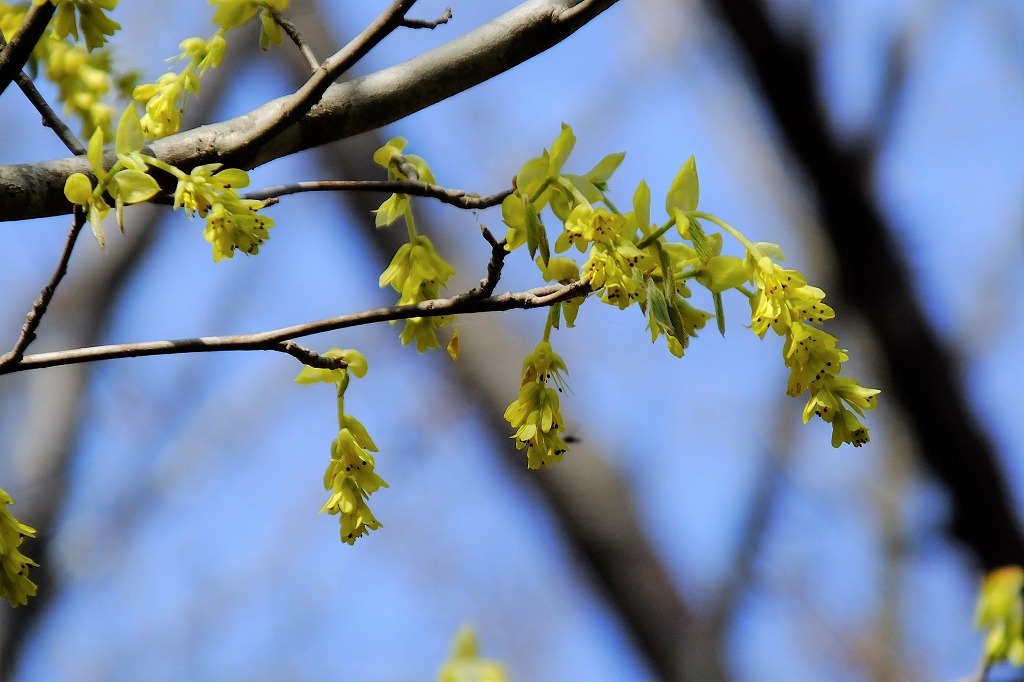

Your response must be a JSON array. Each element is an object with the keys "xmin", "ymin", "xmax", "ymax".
[
  {"xmin": 0, "ymin": 0, "xmax": 621, "ymax": 223},
  {"xmin": 0, "ymin": 208, "xmax": 85, "ymax": 370},
  {"xmin": 472, "ymin": 226, "xmax": 508, "ymax": 299},
  {"xmin": 230, "ymin": 0, "xmax": 418, "ymax": 165},
  {"xmin": 245, "ymin": 179, "xmax": 512, "ymax": 209},
  {"xmin": 0, "ymin": 0, "xmax": 55, "ymax": 96},
  {"xmin": 0, "ymin": 37, "xmax": 86, "ymax": 156},
  {"xmin": 0, "ymin": 280, "xmax": 590, "ymax": 374}
]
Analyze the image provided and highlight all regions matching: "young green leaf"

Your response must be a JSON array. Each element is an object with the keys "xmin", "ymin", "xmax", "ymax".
[{"xmin": 665, "ymin": 155, "xmax": 699, "ymax": 214}]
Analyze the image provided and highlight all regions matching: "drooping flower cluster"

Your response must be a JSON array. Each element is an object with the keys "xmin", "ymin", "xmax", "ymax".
[
  {"xmin": 373, "ymin": 138, "xmax": 457, "ymax": 352},
  {"xmin": 745, "ymin": 248, "xmax": 879, "ymax": 446},
  {"xmin": 504, "ymin": 340, "xmax": 570, "ymax": 469},
  {"xmin": 295, "ymin": 349, "xmax": 387, "ymax": 545},
  {"xmin": 0, "ymin": 489, "xmax": 37, "ymax": 607}
]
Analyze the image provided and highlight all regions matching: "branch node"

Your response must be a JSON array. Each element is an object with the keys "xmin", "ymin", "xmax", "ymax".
[
  {"xmin": 278, "ymin": 340, "xmax": 347, "ymax": 369},
  {"xmin": 470, "ymin": 225, "xmax": 509, "ymax": 299}
]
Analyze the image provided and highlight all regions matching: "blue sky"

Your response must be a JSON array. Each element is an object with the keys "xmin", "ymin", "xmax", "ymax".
[{"xmin": 1, "ymin": 1, "xmax": 1022, "ymax": 680}]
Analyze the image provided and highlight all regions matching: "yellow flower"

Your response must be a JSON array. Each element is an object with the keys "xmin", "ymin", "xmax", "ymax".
[
  {"xmin": 320, "ymin": 476, "xmax": 382, "ymax": 545},
  {"xmin": 976, "ymin": 566, "xmax": 1024, "ymax": 667},
  {"xmin": 519, "ymin": 340, "xmax": 569, "ymax": 388},
  {"xmin": 134, "ymin": 72, "xmax": 183, "ymax": 139}
]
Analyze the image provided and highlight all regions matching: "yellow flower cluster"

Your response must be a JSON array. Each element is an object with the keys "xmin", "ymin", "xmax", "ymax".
[
  {"xmin": 0, "ymin": 489, "xmax": 37, "ymax": 607},
  {"xmin": 295, "ymin": 349, "xmax": 387, "ymax": 545},
  {"xmin": 164, "ymin": 161, "xmax": 272, "ymax": 261},
  {"xmin": 132, "ymin": 35, "xmax": 224, "ymax": 139},
  {"xmin": 504, "ymin": 341, "xmax": 570, "ymax": 469},
  {"xmin": 132, "ymin": 0, "xmax": 287, "ymax": 139},
  {"xmin": 558, "ymin": 205, "xmax": 654, "ymax": 310}
]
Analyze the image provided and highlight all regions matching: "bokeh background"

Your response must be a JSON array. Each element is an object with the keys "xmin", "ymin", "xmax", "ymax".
[{"xmin": 1, "ymin": 1, "xmax": 1022, "ymax": 680}]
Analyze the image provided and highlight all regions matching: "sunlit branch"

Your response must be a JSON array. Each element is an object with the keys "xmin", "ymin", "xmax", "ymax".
[
  {"xmin": 231, "ymin": 0, "xmax": 418, "ymax": 164},
  {"xmin": 0, "ymin": 280, "xmax": 591, "ymax": 374},
  {"xmin": 245, "ymin": 179, "xmax": 512, "ymax": 209}
]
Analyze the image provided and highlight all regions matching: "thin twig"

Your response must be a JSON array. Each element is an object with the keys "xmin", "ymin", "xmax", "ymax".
[
  {"xmin": 231, "ymin": 0, "xmax": 418, "ymax": 165},
  {"xmin": 0, "ymin": 31, "xmax": 84, "ymax": 154},
  {"xmin": 10, "ymin": 69, "xmax": 86, "ymax": 154},
  {"xmin": 401, "ymin": 7, "xmax": 453, "ymax": 29},
  {"xmin": 271, "ymin": 10, "xmax": 319, "ymax": 72},
  {"xmin": 245, "ymin": 179, "xmax": 512, "ymax": 209},
  {"xmin": 0, "ymin": 0, "xmax": 56, "ymax": 96},
  {"xmin": 0, "ymin": 208, "xmax": 87, "ymax": 370},
  {"xmin": 470, "ymin": 225, "xmax": 508, "ymax": 299},
  {"xmin": 1, "ymin": 279, "xmax": 592, "ymax": 374}
]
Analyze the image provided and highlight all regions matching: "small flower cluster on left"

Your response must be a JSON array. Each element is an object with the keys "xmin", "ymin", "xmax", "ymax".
[
  {"xmin": 12, "ymin": 0, "xmax": 283, "ymax": 260},
  {"xmin": 63, "ymin": 105, "xmax": 274, "ymax": 260}
]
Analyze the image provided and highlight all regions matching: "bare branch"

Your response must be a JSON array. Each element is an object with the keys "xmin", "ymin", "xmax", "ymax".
[
  {"xmin": 0, "ymin": 0, "xmax": 55, "ymax": 96},
  {"xmin": 245, "ymin": 179, "xmax": 512, "ymax": 209},
  {"xmin": 0, "ymin": 0, "xmax": 621, "ymax": 223},
  {"xmin": 0, "ymin": 208, "xmax": 86, "ymax": 371},
  {"xmin": 12, "ymin": 70, "xmax": 86, "ymax": 155},
  {"xmin": 0, "ymin": 280, "xmax": 591, "ymax": 374},
  {"xmin": 401, "ymin": 7, "xmax": 453, "ymax": 29},
  {"xmin": 0, "ymin": 29, "xmax": 84, "ymax": 154},
  {"xmin": 271, "ymin": 10, "xmax": 320, "ymax": 72}
]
